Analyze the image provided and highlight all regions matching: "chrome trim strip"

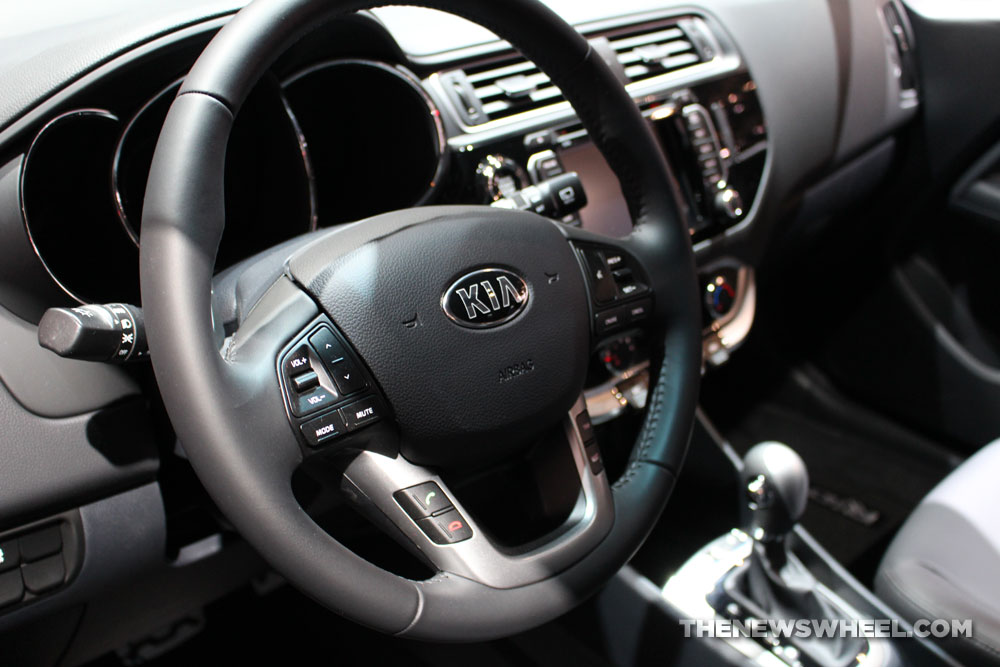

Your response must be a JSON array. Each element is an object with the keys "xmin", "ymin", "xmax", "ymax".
[
  {"xmin": 278, "ymin": 90, "xmax": 319, "ymax": 231},
  {"xmin": 341, "ymin": 395, "xmax": 614, "ymax": 589},
  {"xmin": 281, "ymin": 58, "xmax": 448, "ymax": 212},
  {"xmin": 437, "ymin": 54, "xmax": 742, "ymax": 150},
  {"xmin": 111, "ymin": 78, "xmax": 182, "ymax": 246},
  {"xmin": 20, "ymin": 108, "xmax": 121, "ymax": 305}
]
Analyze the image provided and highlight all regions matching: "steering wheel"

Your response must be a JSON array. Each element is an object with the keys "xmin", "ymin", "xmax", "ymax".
[{"xmin": 139, "ymin": 0, "xmax": 701, "ymax": 642}]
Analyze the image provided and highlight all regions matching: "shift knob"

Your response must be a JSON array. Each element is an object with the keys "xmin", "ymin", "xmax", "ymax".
[{"xmin": 741, "ymin": 441, "xmax": 809, "ymax": 541}]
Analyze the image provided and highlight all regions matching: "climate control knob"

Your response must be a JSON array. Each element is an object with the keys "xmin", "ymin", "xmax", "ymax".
[
  {"xmin": 705, "ymin": 275, "xmax": 737, "ymax": 319},
  {"xmin": 714, "ymin": 187, "xmax": 745, "ymax": 219}
]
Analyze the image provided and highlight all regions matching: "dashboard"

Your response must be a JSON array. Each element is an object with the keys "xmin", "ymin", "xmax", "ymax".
[{"xmin": 0, "ymin": 0, "xmax": 924, "ymax": 652}]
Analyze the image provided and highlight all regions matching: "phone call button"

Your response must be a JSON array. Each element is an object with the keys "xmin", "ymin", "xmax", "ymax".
[
  {"xmin": 394, "ymin": 482, "xmax": 452, "ymax": 519},
  {"xmin": 418, "ymin": 509, "xmax": 474, "ymax": 545}
]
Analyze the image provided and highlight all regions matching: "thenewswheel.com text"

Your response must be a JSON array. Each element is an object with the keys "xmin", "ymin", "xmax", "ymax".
[{"xmin": 680, "ymin": 618, "xmax": 972, "ymax": 640}]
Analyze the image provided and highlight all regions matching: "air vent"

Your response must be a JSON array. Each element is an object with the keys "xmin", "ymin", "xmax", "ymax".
[
  {"xmin": 441, "ymin": 18, "xmax": 710, "ymax": 125},
  {"xmin": 459, "ymin": 55, "xmax": 564, "ymax": 122},
  {"xmin": 606, "ymin": 23, "xmax": 706, "ymax": 84}
]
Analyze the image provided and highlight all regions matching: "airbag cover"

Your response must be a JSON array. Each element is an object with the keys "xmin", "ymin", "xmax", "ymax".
[{"xmin": 287, "ymin": 206, "xmax": 590, "ymax": 465}]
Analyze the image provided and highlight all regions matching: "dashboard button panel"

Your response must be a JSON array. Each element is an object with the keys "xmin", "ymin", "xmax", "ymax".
[{"xmin": 279, "ymin": 321, "xmax": 388, "ymax": 451}]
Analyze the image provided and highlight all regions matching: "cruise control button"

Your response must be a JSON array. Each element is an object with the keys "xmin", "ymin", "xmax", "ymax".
[
  {"xmin": 0, "ymin": 539, "xmax": 20, "ymax": 573},
  {"xmin": 329, "ymin": 359, "xmax": 366, "ymax": 396},
  {"xmin": 294, "ymin": 386, "xmax": 338, "ymax": 417},
  {"xmin": 21, "ymin": 554, "xmax": 65, "ymax": 594},
  {"xmin": 20, "ymin": 526, "xmax": 61, "ymax": 562},
  {"xmin": 309, "ymin": 328, "xmax": 347, "ymax": 368},
  {"xmin": 395, "ymin": 482, "xmax": 452, "ymax": 519},
  {"xmin": 0, "ymin": 570, "xmax": 23, "ymax": 609},
  {"xmin": 340, "ymin": 396, "xmax": 382, "ymax": 431},
  {"xmin": 300, "ymin": 411, "xmax": 347, "ymax": 447},
  {"xmin": 418, "ymin": 509, "xmax": 473, "ymax": 544}
]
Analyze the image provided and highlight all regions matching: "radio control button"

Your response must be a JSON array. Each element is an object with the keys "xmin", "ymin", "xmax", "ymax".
[
  {"xmin": 283, "ymin": 346, "xmax": 311, "ymax": 377},
  {"xmin": 330, "ymin": 359, "xmax": 366, "ymax": 396},
  {"xmin": 300, "ymin": 411, "xmax": 347, "ymax": 447},
  {"xmin": 626, "ymin": 299, "xmax": 652, "ymax": 322},
  {"xmin": 309, "ymin": 329, "xmax": 347, "ymax": 368},
  {"xmin": 596, "ymin": 307, "xmax": 627, "ymax": 334},
  {"xmin": 583, "ymin": 250, "xmax": 618, "ymax": 304},
  {"xmin": 294, "ymin": 386, "xmax": 337, "ymax": 417},
  {"xmin": 340, "ymin": 396, "xmax": 382, "ymax": 431},
  {"xmin": 291, "ymin": 370, "xmax": 319, "ymax": 393}
]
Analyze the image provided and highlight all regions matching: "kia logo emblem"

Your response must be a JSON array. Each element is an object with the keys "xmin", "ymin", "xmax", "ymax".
[{"xmin": 442, "ymin": 268, "xmax": 529, "ymax": 328}]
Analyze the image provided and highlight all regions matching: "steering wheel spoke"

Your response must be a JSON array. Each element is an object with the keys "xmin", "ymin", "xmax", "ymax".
[{"xmin": 340, "ymin": 395, "xmax": 613, "ymax": 589}]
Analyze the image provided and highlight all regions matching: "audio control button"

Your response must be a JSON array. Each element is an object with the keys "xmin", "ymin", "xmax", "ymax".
[
  {"xmin": 309, "ymin": 328, "xmax": 347, "ymax": 368},
  {"xmin": 330, "ymin": 359, "xmax": 366, "ymax": 396},
  {"xmin": 340, "ymin": 396, "xmax": 382, "ymax": 431},
  {"xmin": 294, "ymin": 386, "xmax": 338, "ymax": 417},
  {"xmin": 300, "ymin": 410, "xmax": 347, "ymax": 447}
]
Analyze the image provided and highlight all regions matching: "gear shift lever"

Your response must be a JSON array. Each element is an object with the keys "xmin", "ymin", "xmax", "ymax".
[
  {"xmin": 725, "ymin": 442, "xmax": 863, "ymax": 667},
  {"xmin": 741, "ymin": 441, "xmax": 809, "ymax": 543}
]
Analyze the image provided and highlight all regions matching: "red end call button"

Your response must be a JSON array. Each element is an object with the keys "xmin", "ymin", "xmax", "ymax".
[{"xmin": 417, "ymin": 509, "xmax": 473, "ymax": 544}]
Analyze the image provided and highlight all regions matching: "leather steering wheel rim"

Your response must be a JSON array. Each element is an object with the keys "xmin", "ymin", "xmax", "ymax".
[{"xmin": 139, "ymin": 0, "xmax": 702, "ymax": 641}]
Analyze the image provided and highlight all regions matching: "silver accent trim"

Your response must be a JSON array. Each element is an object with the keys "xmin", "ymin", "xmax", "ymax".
[
  {"xmin": 111, "ymin": 77, "xmax": 320, "ymax": 246},
  {"xmin": 439, "ymin": 54, "xmax": 742, "ymax": 152},
  {"xmin": 282, "ymin": 59, "xmax": 448, "ymax": 210},
  {"xmin": 19, "ymin": 108, "xmax": 121, "ymax": 305},
  {"xmin": 278, "ymin": 90, "xmax": 319, "ymax": 231},
  {"xmin": 431, "ymin": 14, "xmax": 740, "ymax": 143},
  {"xmin": 584, "ymin": 361, "xmax": 650, "ymax": 425},
  {"xmin": 341, "ymin": 396, "xmax": 614, "ymax": 589},
  {"xmin": 111, "ymin": 79, "xmax": 179, "ymax": 246},
  {"xmin": 662, "ymin": 530, "xmax": 893, "ymax": 667}
]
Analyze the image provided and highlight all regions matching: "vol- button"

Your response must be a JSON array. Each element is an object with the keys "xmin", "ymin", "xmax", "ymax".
[{"xmin": 294, "ymin": 386, "xmax": 338, "ymax": 417}]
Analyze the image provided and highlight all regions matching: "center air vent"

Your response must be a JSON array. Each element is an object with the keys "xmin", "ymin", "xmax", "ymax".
[
  {"xmin": 439, "ymin": 17, "xmax": 711, "ymax": 126},
  {"xmin": 606, "ymin": 23, "xmax": 705, "ymax": 84}
]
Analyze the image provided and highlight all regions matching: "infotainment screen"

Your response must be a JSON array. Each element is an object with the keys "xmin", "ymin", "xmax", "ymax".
[{"xmin": 558, "ymin": 142, "xmax": 632, "ymax": 238}]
